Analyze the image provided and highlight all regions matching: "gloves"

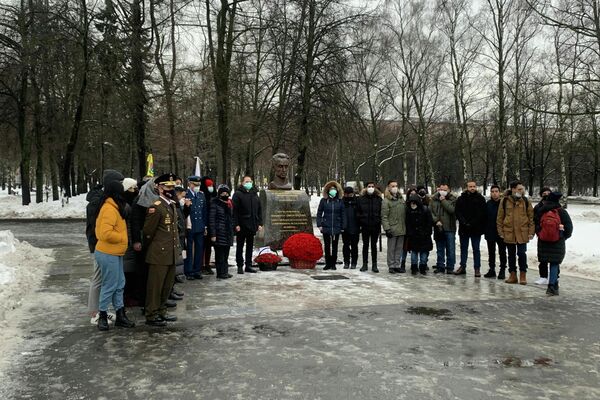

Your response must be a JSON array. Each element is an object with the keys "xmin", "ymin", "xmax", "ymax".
[{"xmin": 385, "ymin": 231, "xmax": 393, "ymax": 239}]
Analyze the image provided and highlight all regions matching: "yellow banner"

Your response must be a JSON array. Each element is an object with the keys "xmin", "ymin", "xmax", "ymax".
[{"xmin": 146, "ymin": 153, "xmax": 154, "ymax": 177}]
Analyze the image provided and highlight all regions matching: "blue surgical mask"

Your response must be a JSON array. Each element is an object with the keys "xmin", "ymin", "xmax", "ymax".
[
  {"xmin": 328, "ymin": 189, "xmax": 337, "ymax": 198},
  {"xmin": 243, "ymin": 182, "xmax": 253, "ymax": 190}
]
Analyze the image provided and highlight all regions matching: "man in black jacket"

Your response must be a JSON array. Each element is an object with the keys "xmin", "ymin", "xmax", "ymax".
[
  {"xmin": 483, "ymin": 185, "xmax": 507, "ymax": 279},
  {"xmin": 342, "ymin": 186, "xmax": 360, "ymax": 269},
  {"xmin": 455, "ymin": 180, "xmax": 487, "ymax": 276},
  {"xmin": 232, "ymin": 175, "xmax": 263, "ymax": 274},
  {"xmin": 356, "ymin": 182, "xmax": 383, "ymax": 273}
]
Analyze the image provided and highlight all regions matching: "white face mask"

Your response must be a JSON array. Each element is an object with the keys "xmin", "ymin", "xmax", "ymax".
[
  {"xmin": 193, "ymin": 186, "xmax": 200, "ymax": 193},
  {"xmin": 514, "ymin": 192, "xmax": 522, "ymax": 198},
  {"xmin": 179, "ymin": 198, "xmax": 186, "ymax": 207},
  {"xmin": 207, "ymin": 186, "xmax": 214, "ymax": 193},
  {"xmin": 439, "ymin": 190, "xmax": 448, "ymax": 197},
  {"xmin": 367, "ymin": 187, "xmax": 375, "ymax": 195},
  {"xmin": 390, "ymin": 187, "xmax": 399, "ymax": 195},
  {"xmin": 410, "ymin": 203, "xmax": 418, "ymax": 210}
]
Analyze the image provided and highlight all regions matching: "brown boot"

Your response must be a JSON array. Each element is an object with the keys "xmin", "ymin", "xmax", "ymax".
[
  {"xmin": 519, "ymin": 271, "xmax": 527, "ymax": 285},
  {"xmin": 505, "ymin": 272, "xmax": 518, "ymax": 284}
]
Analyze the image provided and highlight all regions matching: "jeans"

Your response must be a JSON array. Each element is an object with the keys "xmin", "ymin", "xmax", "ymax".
[
  {"xmin": 411, "ymin": 251, "xmax": 429, "ymax": 266},
  {"xmin": 185, "ymin": 231, "xmax": 204, "ymax": 276},
  {"xmin": 459, "ymin": 234, "xmax": 482, "ymax": 270},
  {"xmin": 323, "ymin": 233, "xmax": 340, "ymax": 268},
  {"xmin": 387, "ymin": 236, "xmax": 405, "ymax": 269},
  {"xmin": 342, "ymin": 232, "xmax": 360, "ymax": 266},
  {"xmin": 486, "ymin": 238, "xmax": 507, "ymax": 270},
  {"xmin": 549, "ymin": 262, "xmax": 560, "ymax": 285},
  {"xmin": 215, "ymin": 245, "xmax": 231, "ymax": 277},
  {"xmin": 435, "ymin": 231, "xmax": 456, "ymax": 271},
  {"xmin": 95, "ymin": 250, "xmax": 125, "ymax": 312},
  {"xmin": 236, "ymin": 231, "xmax": 255, "ymax": 268},
  {"xmin": 506, "ymin": 243, "xmax": 528, "ymax": 272},
  {"xmin": 362, "ymin": 230, "xmax": 379, "ymax": 267}
]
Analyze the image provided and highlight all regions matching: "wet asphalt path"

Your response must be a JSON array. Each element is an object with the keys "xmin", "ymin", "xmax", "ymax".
[{"xmin": 1, "ymin": 221, "xmax": 599, "ymax": 400}]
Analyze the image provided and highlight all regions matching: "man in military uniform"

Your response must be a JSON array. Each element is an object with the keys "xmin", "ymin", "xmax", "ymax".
[
  {"xmin": 143, "ymin": 174, "xmax": 180, "ymax": 326},
  {"xmin": 185, "ymin": 175, "xmax": 208, "ymax": 279}
]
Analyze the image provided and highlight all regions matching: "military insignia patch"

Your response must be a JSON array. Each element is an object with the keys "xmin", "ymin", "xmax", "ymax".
[{"xmin": 154, "ymin": 200, "xmax": 162, "ymax": 205}]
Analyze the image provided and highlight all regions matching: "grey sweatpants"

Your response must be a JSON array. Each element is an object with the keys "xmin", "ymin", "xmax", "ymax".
[
  {"xmin": 387, "ymin": 236, "xmax": 405, "ymax": 269},
  {"xmin": 87, "ymin": 254, "xmax": 102, "ymax": 313}
]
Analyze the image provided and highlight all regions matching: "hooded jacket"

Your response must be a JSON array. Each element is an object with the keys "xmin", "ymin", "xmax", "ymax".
[
  {"xmin": 382, "ymin": 189, "xmax": 406, "ymax": 237},
  {"xmin": 356, "ymin": 187, "xmax": 383, "ymax": 232},
  {"xmin": 85, "ymin": 169, "xmax": 124, "ymax": 253},
  {"xmin": 343, "ymin": 195, "xmax": 360, "ymax": 235},
  {"xmin": 316, "ymin": 181, "xmax": 347, "ymax": 235},
  {"xmin": 496, "ymin": 190, "xmax": 534, "ymax": 244},
  {"xmin": 95, "ymin": 197, "xmax": 128, "ymax": 256},
  {"xmin": 484, "ymin": 198, "xmax": 502, "ymax": 241},
  {"xmin": 232, "ymin": 184, "xmax": 263, "ymax": 234},
  {"xmin": 455, "ymin": 190, "xmax": 487, "ymax": 236},
  {"xmin": 405, "ymin": 195, "xmax": 434, "ymax": 252},
  {"xmin": 430, "ymin": 192, "xmax": 457, "ymax": 233}
]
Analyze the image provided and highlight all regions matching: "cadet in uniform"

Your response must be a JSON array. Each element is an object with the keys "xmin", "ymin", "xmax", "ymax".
[
  {"xmin": 185, "ymin": 175, "xmax": 208, "ymax": 280},
  {"xmin": 143, "ymin": 174, "xmax": 180, "ymax": 326}
]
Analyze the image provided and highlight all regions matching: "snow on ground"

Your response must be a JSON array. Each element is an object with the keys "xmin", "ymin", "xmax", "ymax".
[
  {"xmin": 0, "ymin": 190, "xmax": 86, "ymax": 219},
  {"xmin": 0, "ymin": 231, "xmax": 54, "ymax": 322}
]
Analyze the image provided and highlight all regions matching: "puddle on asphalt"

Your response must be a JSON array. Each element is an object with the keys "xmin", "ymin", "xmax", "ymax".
[
  {"xmin": 496, "ymin": 356, "xmax": 555, "ymax": 368},
  {"xmin": 406, "ymin": 306, "xmax": 454, "ymax": 320},
  {"xmin": 252, "ymin": 324, "xmax": 289, "ymax": 337}
]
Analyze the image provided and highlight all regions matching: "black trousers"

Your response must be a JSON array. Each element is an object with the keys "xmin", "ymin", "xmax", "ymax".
[
  {"xmin": 486, "ymin": 238, "xmax": 507, "ymax": 270},
  {"xmin": 538, "ymin": 261, "xmax": 548, "ymax": 278},
  {"xmin": 323, "ymin": 234, "xmax": 340, "ymax": 267},
  {"xmin": 362, "ymin": 230, "xmax": 379, "ymax": 267},
  {"xmin": 236, "ymin": 231, "xmax": 255, "ymax": 268},
  {"xmin": 215, "ymin": 245, "xmax": 231, "ymax": 277},
  {"xmin": 342, "ymin": 232, "xmax": 360, "ymax": 266}
]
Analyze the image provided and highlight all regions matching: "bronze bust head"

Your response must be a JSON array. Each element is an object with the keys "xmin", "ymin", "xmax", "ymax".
[{"xmin": 268, "ymin": 153, "xmax": 293, "ymax": 190}]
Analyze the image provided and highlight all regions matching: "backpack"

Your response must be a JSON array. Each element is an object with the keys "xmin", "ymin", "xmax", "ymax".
[{"xmin": 538, "ymin": 209, "xmax": 561, "ymax": 243}]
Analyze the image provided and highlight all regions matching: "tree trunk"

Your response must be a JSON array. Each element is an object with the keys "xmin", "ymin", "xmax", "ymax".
[{"xmin": 132, "ymin": 0, "xmax": 147, "ymax": 179}]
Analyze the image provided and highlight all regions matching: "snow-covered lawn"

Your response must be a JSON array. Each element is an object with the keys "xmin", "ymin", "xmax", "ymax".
[{"xmin": 0, "ymin": 190, "xmax": 87, "ymax": 219}]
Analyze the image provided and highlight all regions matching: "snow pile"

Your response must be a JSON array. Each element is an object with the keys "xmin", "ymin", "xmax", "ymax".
[
  {"xmin": 0, "ymin": 230, "xmax": 54, "ymax": 322},
  {"xmin": 0, "ymin": 191, "xmax": 86, "ymax": 219},
  {"xmin": 558, "ymin": 204, "xmax": 600, "ymax": 279}
]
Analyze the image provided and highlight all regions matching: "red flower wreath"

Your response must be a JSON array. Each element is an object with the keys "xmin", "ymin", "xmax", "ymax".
[
  {"xmin": 254, "ymin": 253, "xmax": 283, "ymax": 264},
  {"xmin": 282, "ymin": 233, "xmax": 323, "ymax": 262}
]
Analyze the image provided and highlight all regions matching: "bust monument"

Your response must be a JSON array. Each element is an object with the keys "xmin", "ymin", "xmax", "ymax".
[
  {"xmin": 258, "ymin": 153, "xmax": 312, "ymax": 250},
  {"xmin": 268, "ymin": 153, "xmax": 293, "ymax": 190}
]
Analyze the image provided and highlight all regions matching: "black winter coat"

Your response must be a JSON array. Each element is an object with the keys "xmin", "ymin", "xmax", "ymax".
[
  {"xmin": 535, "ymin": 201, "xmax": 573, "ymax": 264},
  {"xmin": 484, "ymin": 199, "xmax": 501, "ymax": 241},
  {"xmin": 343, "ymin": 197, "xmax": 360, "ymax": 235},
  {"xmin": 455, "ymin": 191, "xmax": 487, "ymax": 236},
  {"xmin": 405, "ymin": 204, "xmax": 434, "ymax": 252},
  {"xmin": 232, "ymin": 186, "xmax": 263, "ymax": 234},
  {"xmin": 356, "ymin": 192, "xmax": 383, "ymax": 232},
  {"xmin": 209, "ymin": 198, "xmax": 234, "ymax": 247},
  {"xmin": 85, "ymin": 186, "xmax": 103, "ymax": 253}
]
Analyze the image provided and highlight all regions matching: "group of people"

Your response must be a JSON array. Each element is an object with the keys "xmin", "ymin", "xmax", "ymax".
[
  {"xmin": 315, "ymin": 179, "xmax": 573, "ymax": 296},
  {"xmin": 85, "ymin": 170, "xmax": 264, "ymax": 331}
]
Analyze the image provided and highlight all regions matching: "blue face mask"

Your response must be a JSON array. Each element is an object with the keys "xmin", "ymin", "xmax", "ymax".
[
  {"xmin": 243, "ymin": 182, "xmax": 253, "ymax": 190},
  {"xmin": 328, "ymin": 189, "xmax": 337, "ymax": 198}
]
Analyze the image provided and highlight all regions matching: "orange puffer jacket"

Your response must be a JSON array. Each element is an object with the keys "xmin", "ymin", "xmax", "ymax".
[{"xmin": 95, "ymin": 197, "xmax": 128, "ymax": 256}]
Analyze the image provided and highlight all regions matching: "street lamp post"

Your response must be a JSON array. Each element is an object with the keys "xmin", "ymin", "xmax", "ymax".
[{"xmin": 101, "ymin": 141, "xmax": 113, "ymax": 177}]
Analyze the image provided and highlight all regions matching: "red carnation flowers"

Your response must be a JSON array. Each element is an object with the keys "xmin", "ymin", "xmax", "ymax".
[
  {"xmin": 254, "ymin": 253, "xmax": 283, "ymax": 264},
  {"xmin": 283, "ymin": 233, "xmax": 323, "ymax": 262}
]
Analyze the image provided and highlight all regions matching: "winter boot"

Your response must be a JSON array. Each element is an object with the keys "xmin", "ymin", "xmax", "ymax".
[
  {"xmin": 360, "ymin": 265, "xmax": 368, "ymax": 272},
  {"xmin": 343, "ymin": 262, "xmax": 350, "ymax": 269},
  {"xmin": 454, "ymin": 266, "xmax": 467, "ymax": 275},
  {"xmin": 505, "ymin": 271, "xmax": 518, "ymax": 284},
  {"xmin": 388, "ymin": 268, "xmax": 397, "ymax": 274},
  {"xmin": 484, "ymin": 268, "xmax": 496, "ymax": 278},
  {"xmin": 245, "ymin": 266, "xmax": 258, "ymax": 273},
  {"xmin": 323, "ymin": 256, "xmax": 331, "ymax": 270},
  {"xmin": 115, "ymin": 308, "xmax": 136, "ymax": 328},
  {"xmin": 398, "ymin": 265, "xmax": 406, "ymax": 273},
  {"xmin": 350, "ymin": 264, "xmax": 357, "ymax": 269},
  {"xmin": 546, "ymin": 283, "xmax": 559, "ymax": 296},
  {"xmin": 411, "ymin": 264, "xmax": 418, "ymax": 275},
  {"xmin": 372, "ymin": 265, "xmax": 379, "ymax": 273},
  {"xmin": 237, "ymin": 265, "xmax": 244, "ymax": 274},
  {"xmin": 497, "ymin": 267, "xmax": 506, "ymax": 280},
  {"xmin": 474, "ymin": 269, "xmax": 481, "ymax": 278},
  {"xmin": 419, "ymin": 264, "xmax": 427, "ymax": 275},
  {"xmin": 519, "ymin": 271, "xmax": 527, "ymax": 285},
  {"xmin": 400, "ymin": 258, "xmax": 406, "ymax": 271},
  {"xmin": 97, "ymin": 311, "xmax": 109, "ymax": 332}
]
